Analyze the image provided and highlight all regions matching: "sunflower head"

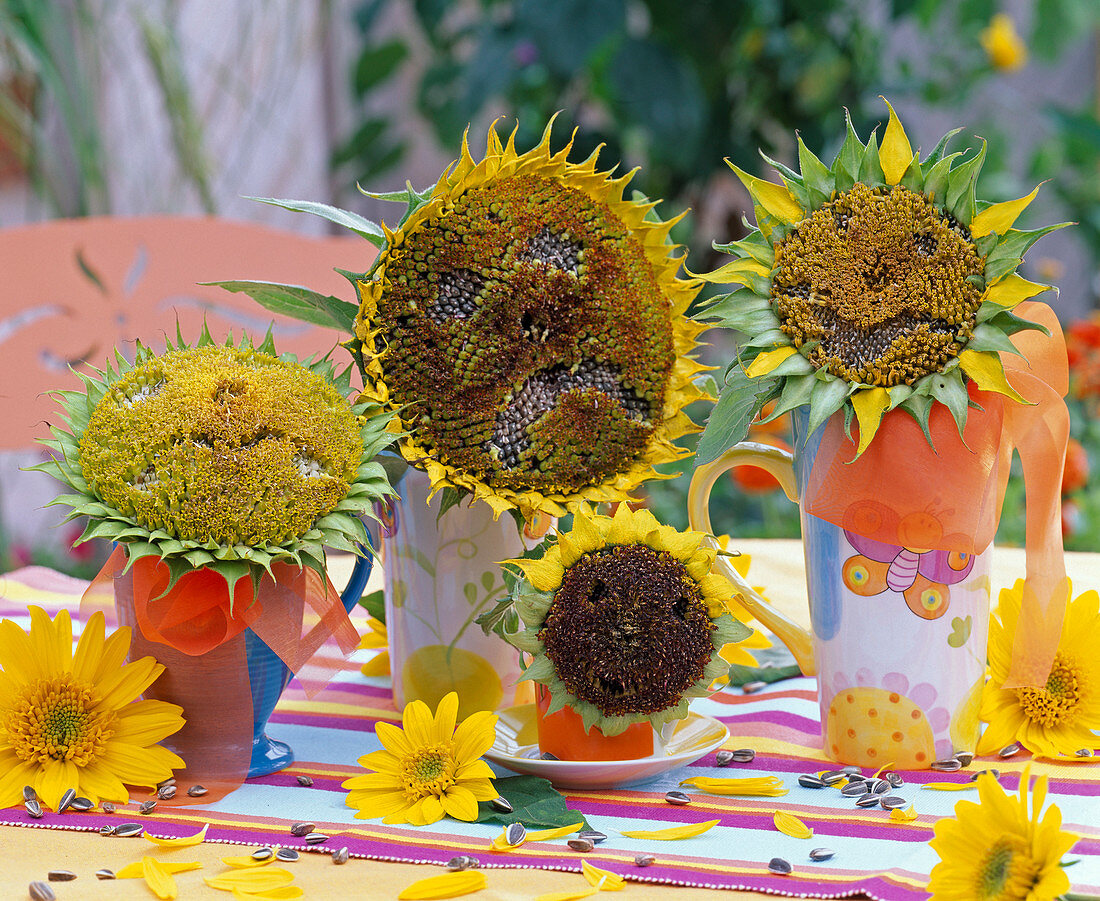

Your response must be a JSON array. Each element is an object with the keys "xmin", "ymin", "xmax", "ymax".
[
  {"xmin": 697, "ymin": 99, "xmax": 1067, "ymax": 459},
  {"xmin": 35, "ymin": 328, "xmax": 396, "ymax": 601},
  {"xmin": 500, "ymin": 505, "xmax": 750, "ymax": 736},
  {"xmin": 353, "ymin": 118, "xmax": 709, "ymax": 521}
]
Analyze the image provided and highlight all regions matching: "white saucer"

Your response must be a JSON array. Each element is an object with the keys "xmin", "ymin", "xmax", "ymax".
[{"xmin": 484, "ymin": 705, "xmax": 729, "ymax": 790}]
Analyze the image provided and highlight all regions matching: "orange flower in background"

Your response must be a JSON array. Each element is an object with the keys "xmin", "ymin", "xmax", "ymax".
[
  {"xmin": 1062, "ymin": 438, "xmax": 1089, "ymax": 496},
  {"xmin": 1065, "ymin": 314, "xmax": 1100, "ymax": 401}
]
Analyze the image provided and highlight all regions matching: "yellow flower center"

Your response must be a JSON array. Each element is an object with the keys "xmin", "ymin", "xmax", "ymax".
[
  {"xmin": 772, "ymin": 182, "xmax": 984, "ymax": 387},
  {"xmin": 974, "ymin": 836, "xmax": 1041, "ymax": 901},
  {"xmin": 400, "ymin": 743, "xmax": 456, "ymax": 797},
  {"xmin": 1015, "ymin": 653, "xmax": 1082, "ymax": 727},
  {"xmin": 5, "ymin": 675, "xmax": 115, "ymax": 766}
]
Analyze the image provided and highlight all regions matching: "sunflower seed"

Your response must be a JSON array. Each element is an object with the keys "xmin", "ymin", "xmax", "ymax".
[
  {"xmin": 953, "ymin": 751, "xmax": 974, "ymax": 767},
  {"xmin": 731, "ymin": 748, "xmax": 756, "ymax": 763},
  {"xmin": 101, "ymin": 802, "xmax": 117, "ymax": 813},
  {"xmin": 95, "ymin": 869, "xmax": 116, "ymax": 880},
  {"xmin": 870, "ymin": 779, "xmax": 890, "ymax": 794},
  {"xmin": 100, "ymin": 825, "xmax": 115, "ymax": 836},
  {"xmin": 47, "ymin": 871, "xmax": 77, "ymax": 882},
  {"xmin": 305, "ymin": 833, "xmax": 329, "ymax": 845},
  {"xmin": 290, "ymin": 822, "xmax": 315, "ymax": 837},
  {"xmin": 24, "ymin": 799, "xmax": 42, "ymax": 819},
  {"xmin": 634, "ymin": 854, "xmax": 655, "ymax": 868},
  {"xmin": 70, "ymin": 796, "xmax": 94, "ymax": 811},
  {"xmin": 886, "ymin": 772, "xmax": 904, "ymax": 788},
  {"xmin": 809, "ymin": 848, "xmax": 835, "ymax": 862},
  {"xmin": 931, "ymin": 758, "xmax": 962, "ymax": 772},
  {"xmin": 157, "ymin": 786, "xmax": 177, "ymax": 801},
  {"xmin": 490, "ymin": 797, "xmax": 513, "ymax": 814},
  {"xmin": 446, "ymin": 855, "xmax": 479, "ymax": 871},
  {"xmin": 568, "ymin": 837, "xmax": 595, "ymax": 853},
  {"xmin": 114, "ymin": 823, "xmax": 144, "ymax": 838},
  {"xmin": 186, "ymin": 785, "xmax": 207, "ymax": 798},
  {"xmin": 840, "ymin": 782, "xmax": 868, "ymax": 796},
  {"xmin": 1076, "ymin": 748, "xmax": 1095, "ymax": 758},
  {"xmin": 539, "ymin": 752, "xmax": 559, "ymax": 761},
  {"xmin": 23, "ymin": 786, "xmax": 36, "ymax": 803},
  {"xmin": 276, "ymin": 848, "xmax": 299, "ymax": 863},
  {"xmin": 505, "ymin": 822, "xmax": 526, "ymax": 846},
  {"xmin": 57, "ymin": 788, "xmax": 77, "ymax": 813},
  {"xmin": 251, "ymin": 847, "xmax": 274, "ymax": 861},
  {"xmin": 855, "ymin": 793, "xmax": 880, "ymax": 807},
  {"xmin": 665, "ymin": 791, "xmax": 691, "ymax": 806},
  {"xmin": 333, "ymin": 847, "xmax": 349, "ymax": 865},
  {"xmin": 880, "ymin": 796, "xmax": 907, "ymax": 810},
  {"xmin": 156, "ymin": 778, "xmax": 176, "ymax": 790},
  {"xmin": 296, "ymin": 775, "xmax": 314, "ymax": 787},
  {"xmin": 798, "ymin": 775, "xmax": 826, "ymax": 789},
  {"xmin": 970, "ymin": 769, "xmax": 1000, "ymax": 782},
  {"xmin": 768, "ymin": 857, "xmax": 792, "ymax": 875},
  {"xmin": 998, "ymin": 743, "xmax": 1021, "ymax": 759},
  {"xmin": 139, "ymin": 800, "xmax": 157, "ymax": 815},
  {"xmin": 841, "ymin": 765, "xmax": 863, "ymax": 775},
  {"xmin": 28, "ymin": 882, "xmax": 55, "ymax": 901},
  {"xmin": 822, "ymin": 773, "xmax": 848, "ymax": 787},
  {"xmin": 715, "ymin": 750, "xmax": 735, "ymax": 767},
  {"xmin": 742, "ymin": 681, "xmax": 767, "ymax": 694}
]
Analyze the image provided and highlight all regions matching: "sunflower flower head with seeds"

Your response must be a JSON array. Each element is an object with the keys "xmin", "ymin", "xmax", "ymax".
[{"xmin": 697, "ymin": 99, "xmax": 1066, "ymax": 458}]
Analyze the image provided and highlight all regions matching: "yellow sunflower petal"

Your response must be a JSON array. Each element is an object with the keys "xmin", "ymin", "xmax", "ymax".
[
  {"xmin": 851, "ymin": 386, "xmax": 891, "ymax": 456},
  {"xmin": 692, "ymin": 256, "xmax": 771, "ymax": 286},
  {"xmin": 745, "ymin": 346, "xmax": 797, "ymax": 378},
  {"xmin": 142, "ymin": 856, "xmax": 179, "ymax": 900},
  {"xmin": 726, "ymin": 162, "xmax": 803, "ymax": 225},
  {"xmin": 582, "ymin": 860, "xmax": 626, "ymax": 891},
  {"xmin": 527, "ymin": 822, "xmax": 585, "ymax": 842},
  {"xmin": 985, "ymin": 272, "xmax": 1050, "ymax": 307},
  {"xmin": 144, "ymin": 823, "xmax": 209, "ymax": 847},
  {"xmin": 360, "ymin": 652, "xmax": 390, "ymax": 676},
  {"xmin": 230, "ymin": 888, "xmax": 305, "ymax": 901},
  {"xmin": 773, "ymin": 811, "xmax": 813, "ymax": 839},
  {"xmin": 958, "ymin": 349, "xmax": 1028, "ymax": 403},
  {"xmin": 889, "ymin": 805, "xmax": 919, "ymax": 822},
  {"xmin": 221, "ymin": 854, "xmax": 277, "ymax": 868},
  {"xmin": 619, "ymin": 819, "xmax": 720, "ymax": 840},
  {"xmin": 971, "ymin": 184, "xmax": 1042, "ymax": 238},
  {"xmin": 203, "ymin": 868, "xmax": 296, "ymax": 892},
  {"xmin": 512, "ymin": 553, "xmax": 566, "ymax": 593},
  {"xmin": 398, "ymin": 871, "xmax": 488, "ymax": 899},
  {"xmin": 680, "ymin": 776, "xmax": 788, "ymax": 797},
  {"xmin": 116, "ymin": 860, "xmax": 203, "ymax": 879},
  {"xmin": 922, "ymin": 782, "xmax": 978, "ymax": 791},
  {"xmin": 535, "ymin": 890, "xmax": 599, "ymax": 901},
  {"xmin": 879, "ymin": 98, "xmax": 914, "ymax": 185}
]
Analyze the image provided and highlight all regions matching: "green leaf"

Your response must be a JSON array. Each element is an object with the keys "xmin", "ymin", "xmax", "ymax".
[
  {"xmin": 246, "ymin": 196, "xmax": 384, "ymax": 246},
  {"xmin": 983, "ymin": 224, "xmax": 1070, "ymax": 284},
  {"xmin": 759, "ymin": 372, "xmax": 816, "ymax": 422},
  {"xmin": 900, "ymin": 393, "xmax": 936, "ymax": 448},
  {"xmin": 435, "ymin": 486, "xmax": 465, "ymax": 523},
  {"xmin": 208, "ymin": 281, "xmax": 358, "ymax": 333},
  {"xmin": 832, "ymin": 110, "xmax": 864, "ymax": 192},
  {"xmin": 922, "ymin": 152, "xmax": 963, "ymax": 207},
  {"xmin": 966, "ymin": 323, "xmax": 1025, "ymax": 356},
  {"xmin": 796, "ymin": 134, "xmax": 834, "ymax": 207},
  {"xmin": 928, "ymin": 370, "xmax": 970, "ymax": 439},
  {"xmin": 857, "ymin": 130, "xmax": 886, "ymax": 187},
  {"xmin": 923, "ymin": 127, "xmax": 962, "ymax": 167},
  {"xmin": 695, "ymin": 370, "xmax": 778, "ymax": 467},
  {"xmin": 726, "ymin": 662, "xmax": 802, "ymax": 687},
  {"xmin": 944, "ymin": 141, "xmax": 986, "ymax": 225},
  {"xmin": 358, "ymin": 588, "xmax": 385, "ymax": 623},
  {"xmin": 804, "ymin": 377, "xmax": 849, "ymax": 441},
  {"xmin": 710, "ymin": 233, "xmax": 774, "ymax": 267},
  {"xmin": 353, "ymin": 39, "xmax": 409, "ymax": 98},
  {"xmin": 475, "ymin": 776, "xmax": 589, "ymax": 830}
]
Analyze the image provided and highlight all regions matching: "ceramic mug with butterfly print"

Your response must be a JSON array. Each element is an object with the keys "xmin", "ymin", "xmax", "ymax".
[{"xmin": 688, "ymin": 409, "xmax": 991, "ymax": 769}]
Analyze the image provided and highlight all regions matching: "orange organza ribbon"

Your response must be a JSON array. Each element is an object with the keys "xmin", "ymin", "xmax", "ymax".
[
  {"xmin": 804, "ymin": 301, "xmax": 1070, "ymax": 688},
  {"xmin": 83, "ymin": 547, "xmax": 360, "ymax": 800}
]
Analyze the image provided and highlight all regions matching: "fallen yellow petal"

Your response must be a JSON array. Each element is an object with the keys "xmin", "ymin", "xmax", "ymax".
[
  {"xmin": 773, "ymin": 811, "xmax": 813, "ymax": 839},
  {"xmin": 231, "ymin": 888, "xmax": 305, "ymax": 901},
  {"xmin": 871, "ymin": 762, "xmax": 894, "ymax": 781},
  {"xmin": 581, "ymin": 860, "xmax": 626, "ymax": 891},
  {"xmin": 116, "ymin": 861, "xmax": 203, "ymax": 879},
  {"xmin": 922, "ymin": 782, "xmax": 978, "ymax": 791},
  {"xmin": 528, "ymin": 822, "xmax": 585, "ymax": 843},
  {"xmin": 204, "ymin": 868, "xmax": 296, "ymax": 892},
  {"xmin": 221, "ymin": 854, "xmax": 277, "ymax": 868},
  {"xmin": 143, "ymin": 857, "xmax": 179, "ymax": 901},
  {"xmin": 535, "ymin": 890, "xmax": 598, "ymax": 901},
  {"xmin": 680, "ymin": 776, "xmax": 788, "ymax": 797},
  {"xmin": 398, "ymin": 870, "xmax": 488, "ymax": 899},
  {"xmin": 889, "ymin": 805, "xmax": 919, "ymax": 823},
  {"xmin": 145, "ymin": 823, "xmax": 210, "ymax": 848},
  {"xmin": 620, "ymin": 819, "xmax": 720, "ymax": 840}
]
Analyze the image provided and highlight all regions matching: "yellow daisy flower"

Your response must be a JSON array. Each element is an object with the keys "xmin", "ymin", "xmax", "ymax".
[
  {"xmin": 0, "ymin": 607, "xmax": 185, "ymax": 810},
  {"xmin": 353, "ymin": 118, "xmax": 709, "ymax": 521},
  {"xmin": 927, "ymin": 771, "xmax": 1077, "ymax": 900},
  {"xmin": 358, "ymin": 617, "xmax": 389, "ymax": 677},
  {"xmin": 698, "ymin": 98, "xmax": 1065, "ymax": 459},
  {"xmin": 503, "ymin": 505, "xmax": 751, "ymax": 735},
  {"xmin": 978, "ymin": 580, "xmax": 1100, "ymax": 758},
  {"xmin": 343, "ymin": 691, "xmax": 498, "ymax": 826}
]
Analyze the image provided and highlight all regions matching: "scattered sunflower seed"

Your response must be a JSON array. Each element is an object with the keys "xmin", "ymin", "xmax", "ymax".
[
  {"xmin": 665, "ymin": 791, "xmax": 691, "ymax": 806},
  {"xmin": 798, "ymin": 775, "xmax": 826, "ymax": 789},
  {"xmin": 99, "ymin": 825, "xmax": 115, "ymax": 836},
  {"xmin": 186, "ymin": 785, "xmax": 207, "ymax": 798},
  {"xmin": 880, "ymin": 796, "xmax": 907, "ymax": 810},
  {"xmin": 731, "ymin": 748, "xmax": 756, "ymax": 763},
  {"xmin": 886, "ymin": 772, "xmax": 904, "ymax": 788},
  {"xmin": 505, "ymin": 823, "xmax": 526, "ymax": 846},
  {"xmin": 156, "ymin": 778, "xmax": 176, "ymax": 790},
  {"xmin": 490, "ymin": 797, "xmax": 513, "ymax": 814},
  {"xmin": 1076, "ymin": 748, "xmax": 1095, "ymax": 758},
  {"xmin": 809, "ymin": 848, "xmax": 835, "ymax": 862},
  {"xmin": 446, "ymin": 856, "xmax": 479, "ymax": 871},
  {"xmin": 578, "ymin": 829, "xmax": 607, "ymax": 844},
  {"xmin": 768, "ymin": 857, "xmax": 792, "ymax": 875},
  {"xmin": 742, "ymin": 681, "xmax": 767, "ymax": 694},
  {"xmin": 953, "ymin": 751, "xmax": 974, "ymax": 767},
  {"xmin": 70, "ymin": 796, "xmax": 94, "ymax": 811},
  {"xmin": 57, "ymin": 788, "xmax": 76, "ymax": 813},
  {"xmin": 870, "ymin": 779, "xmax": 890, "ymax": 795},
  {"xmin": 28, "ymin": 881, "xmax": 55, "ymax": 901},
  {"xmin": 101, "ymin": 802, "xmax": 117, "ymax": 814},
  {"xmin": 305, "ymin": 833, "xmax": 329, "ymax": 845},
  {"xmin": 821, "ymin": 769, "xmax": 846, "ymax": 782},
  {"xmin": 157, "ymin": 786, "xmax": 177, "ymax": 801},
  {"xmin": 24, "ymin": 799, "xmax": 42, "ymax": 819},
  {"xmin": 276, "ymin": 848, "xmax": 299, "ymax": 863},
  {"xmin": 841, "ymin": 766, "xmax": 863, "ymax": 775},
  {"xmin": 22, "ymin": 786, "xmax": 36, "ymax": 803},
  {"xmin": 139, "ymin": 800, "xmax": 157, "ymax": 815},
  {"xmin": 95, "ymin": 869, "xmax": 116, "ymax": 880},
  {"xmin": 931, "ymin": 759, "xmax": 962, "ymax": 772},
  {"xmin": 634, "ymin": 854, "xmax": 655, "ymax": 868},
  {"xmin": 539, "ymin": 752, "xmax": 560, "ymax": 761},
  {"xmin": 568, "ymin": 837, "xmax": 595, "ymax": 853},
  {"xmin": 970, "ymin": 769, "xmax": 1001, "ymax": 782},
  {"xmin": 855, "ymin": 793, "xmax": 880, "ymax": 808},
  {"xmin": 290, "ymin": 822, "xmax": 315, "ymax": 837},
  {"xmin": 296, "ymin": 775, "xmax": 314, "ymax": 787},
  {"xmin": 114, "ymin": 823, "xmax": 144, "ymax": 838},
  {"xmin": 251, "ymin": 847, "xmax": 274, "ymax": 861},
  {"xmin": 333, "ymin": 847, "xmax": 349, "ymax": 865},
  {"xmin": 715, "ymin": 750, "xmax": 735, "ymax": 767},
  {"xmin": 998, "ymin": 743, "xmax": 1021, "ymax": 759},
  {"xmin": 47, "ymin": 871, "xmax": 77, "ymax": 882},
  {"xmin": 840, "ymin": 783, "xmax": 868, "ymax": 797}
]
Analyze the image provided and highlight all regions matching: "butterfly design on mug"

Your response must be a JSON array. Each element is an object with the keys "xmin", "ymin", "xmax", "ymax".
[{"xmin": 841, "ymin": 530, "xmax": 975, "ymax": 620}]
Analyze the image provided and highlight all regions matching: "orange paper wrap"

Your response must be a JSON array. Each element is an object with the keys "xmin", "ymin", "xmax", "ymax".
[{"xmin": 804, "ymin": 301, "xmax": 1070, "ymax": 688}]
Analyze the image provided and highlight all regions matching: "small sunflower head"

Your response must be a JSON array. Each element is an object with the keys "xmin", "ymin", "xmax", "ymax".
[
  {"xmin": 355, "ymin": 118, "xmax": 709, "ymax": 521},
  {"xmin": 502, "ymin": 505, "xmax": 750, "ymax": 735},
  {"xmin": 697, "ymin": 99, "xmax": 1067, "ymax": 459}
]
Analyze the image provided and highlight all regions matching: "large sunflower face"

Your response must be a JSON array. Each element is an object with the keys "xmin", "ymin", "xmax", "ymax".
[
  {"xmin": 356, "ymin": 121, "xmax": 707, "ymax": 520},
  {"xmin": 502, "ymin": 505, "xmax": 750, "ymax": 736},
  {"xmin": 699, "ymin": 100, "xmax": 1066, "ymax": 457}
]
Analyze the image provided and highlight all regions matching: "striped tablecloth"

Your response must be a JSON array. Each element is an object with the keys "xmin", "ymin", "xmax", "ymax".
[{"xmin": 1, "ymin": 564, "xmax": 1099, "ymax": 900}]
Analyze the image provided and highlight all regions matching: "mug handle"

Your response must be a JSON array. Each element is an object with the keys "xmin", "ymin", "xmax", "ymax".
[{"xmin": 687, "ymin": 441, "xmax": 817, "ymax": 676}]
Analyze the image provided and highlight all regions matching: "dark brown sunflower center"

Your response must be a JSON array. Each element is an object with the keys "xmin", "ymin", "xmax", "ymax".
[
  {"xmin": 772, "ymin": 183, "xmax": 984, "ymax": 387},
  {"xmin": 375, "ymin": 173, "xmax": 674, "ymax": 497},
  {"xmin": 539, "ymin": 544, "xmax": 715, "ymax": 717}
]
